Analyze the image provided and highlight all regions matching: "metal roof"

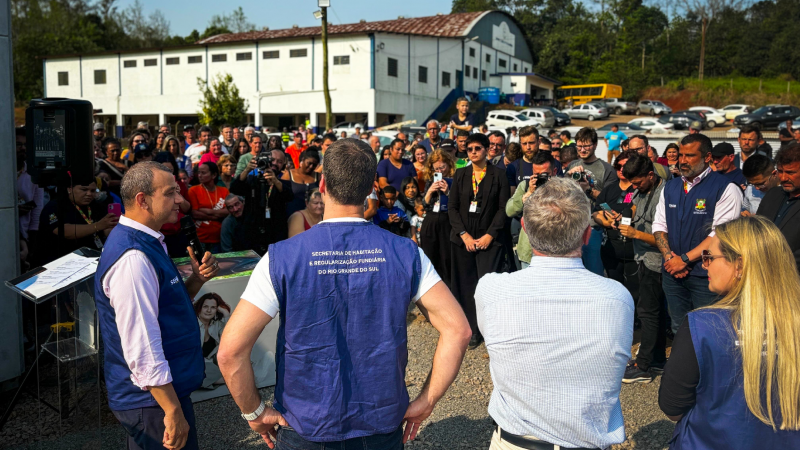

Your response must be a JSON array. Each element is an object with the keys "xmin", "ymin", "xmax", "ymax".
[{"xmin": 197, "ymin": 11, "xmax": 490, "ymax": 45}]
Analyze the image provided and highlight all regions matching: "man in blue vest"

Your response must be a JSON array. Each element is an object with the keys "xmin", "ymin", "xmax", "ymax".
[
  {"xmin": 95, "ymin": 161, "xmax": 220, "ymax": 450},
  {"xmin": 652, "ymin": 134, "xmax": 742, "ymax": 332},
  {"xmin": 217, "ymin": 139, "xmax": 471, "ymax": 449}
]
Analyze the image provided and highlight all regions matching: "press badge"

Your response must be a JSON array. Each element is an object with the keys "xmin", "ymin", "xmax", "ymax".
[
  {"xmin": 469, "ymin": 201, "xmax": 479, "ymax": 213},
  {"xmin": 264, "ymin": 208, "xmax": 271, "ymax": 219},
  {"xmin": 94, "ymin": 235, "xmax": 104, "ymax": 249},
  {"xmin": 433, "ymin": 201, "xmax": 440, "ymax": 213}
]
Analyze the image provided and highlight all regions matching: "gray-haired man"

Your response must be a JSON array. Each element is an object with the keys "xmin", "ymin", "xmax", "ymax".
[{"xmin": 476, "ymin": 177, "xmax": 633, "ymax": 450}]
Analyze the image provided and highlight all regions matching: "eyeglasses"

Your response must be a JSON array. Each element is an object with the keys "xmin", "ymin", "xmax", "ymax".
[
  {"xmin": 467, "ymin": 146, "xmax": 484, "ymax": 153},
  {"xmin": 628, "ymin": 146, "xmax": 645, "ymax": 153},
  {"xmin": 701, "ymin": 250, "xmax": 725, "ymax": 268},
  {"xmin": 750, "ymin": 172, "xmax": 776, "ymax": 189}
]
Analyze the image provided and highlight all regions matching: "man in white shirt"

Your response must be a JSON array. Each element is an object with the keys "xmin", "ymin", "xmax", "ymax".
[{"xmin": 477, "ymin": 177, "xmax": 633, "ymax": 449}]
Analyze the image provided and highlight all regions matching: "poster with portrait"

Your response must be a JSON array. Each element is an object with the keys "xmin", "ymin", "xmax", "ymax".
[{"xmin": 173, "ymin": 250, "xmax": 279, "ymax": 403}]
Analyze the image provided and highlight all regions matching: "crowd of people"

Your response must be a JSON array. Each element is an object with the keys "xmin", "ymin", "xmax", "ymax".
[{"xmin": 14, "ymin": 97, "xmax": 800, "ymax": 449}]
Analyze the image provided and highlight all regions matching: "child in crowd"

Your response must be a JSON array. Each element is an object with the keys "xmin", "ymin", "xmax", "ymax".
[
  {"xmin": 373, "ymin": 186, "xmax": 410, "ymax": 236},
  {"xmin": 410, "ymin": 197, "xmax": 425, "ymax": 246}
]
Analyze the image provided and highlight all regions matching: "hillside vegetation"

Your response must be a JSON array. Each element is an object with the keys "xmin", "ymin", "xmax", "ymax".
[{"xmin": 641, "ymin": 77, "xmax": 800, "ymax": 111}]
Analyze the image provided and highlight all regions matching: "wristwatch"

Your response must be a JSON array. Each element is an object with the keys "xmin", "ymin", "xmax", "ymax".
[
  {"xmin": 680, "ymin": 253, "xmax": 690, "ymax": 264},
  {"xmin": 241, "ymin": 400, "xmax": 266, "ymax": 421}
]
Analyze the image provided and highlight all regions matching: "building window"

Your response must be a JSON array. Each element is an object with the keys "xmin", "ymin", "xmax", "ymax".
[
  {"xmin": 465, "ymin": 65, "xmax": 471, "ymax": 77},
  {"xmin": 419, "ymin": 66, "xmax": 428, "ymax": 83},
  {"xmin": 94, "ymin": 70, "xmax": 106, "ymax": 85},
  {"xmin": 469, "ymin": 48, "xmax": 475, "ymax": 57},
  {"xmin": 388, "ymin": 58, "xmax": 398, "ymax": 77},
  {"xmin": 481, "ymin": 70, "xmax": 486, "ymax": 81},
  {"xmin": 442, "ymin": 71, "xmax": 451, "ymax": 87},
  {"xmin": 499, "ymin": 59, "xmax": 507, "ymax": 68},
  {"xmin": 263, "ymin": 50, "xmax": 279, "ymax": 59},
  {"xmin": 290, "ymin": 49, "xmax": 307, "ymax": 58},
  {"xmin": 486, "ymin": 54, "xmax": 491, "ymax": 63},
  {"xmin": 333, "ymin": 55, "xmax": 350, "ymax": 65},
  {"xmin": 236, "ymin": 52, "xmax": 252, "ymax": 61},
  {"xmin": 472, "ymin": 67, "xmax": 478, "ymax": 78},
  {"xmin": 58, "ymin": 72, "xmax": 69, "ymax": 86},
  {"xmin": 123, "ymin": 60, "xmax": 137, "ymax": 68},
  {"xmin": 144, "ymin": 58, "xmax": 157, "ymax": 67},
  {"xmin": 523, "ymin": 66, "xmax": 529, "ymax": 72},
  {"xmin": 513, "ymin": 63, "xmax": 518, "ymax": 71},
  {"xmin": 188, "ymin": 56, "xmax": 202, "ymax": 64},
  {"xmin": 166, "ymin": 57, "xmax": 179, "ymax": 65},
  {"xmin": 212, "ymin": 54, "xmax": 227, "ymax": 62}
]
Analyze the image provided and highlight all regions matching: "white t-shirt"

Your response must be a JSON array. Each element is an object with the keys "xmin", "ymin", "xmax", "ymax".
[
  {"xmin": 241, "ymin": 218, "xmax": 442, "ymax": 317},
  {"xmin": 184, "ymin": 144, "xmax": 207, "ymax": 164}
]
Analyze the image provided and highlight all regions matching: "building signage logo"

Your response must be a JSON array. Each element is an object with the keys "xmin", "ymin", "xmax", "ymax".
[{"xmin": 492, "ymin": 22, "xmax": 515, "ymax": 56}]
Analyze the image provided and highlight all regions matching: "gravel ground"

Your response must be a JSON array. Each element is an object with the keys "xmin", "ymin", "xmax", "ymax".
[{"xmin": 1, "ymin": 315, "xmax": 673, "ymax": 450}]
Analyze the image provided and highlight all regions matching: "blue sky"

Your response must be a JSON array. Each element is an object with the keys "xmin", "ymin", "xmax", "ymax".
[{"xmin": 119, "ymin": 0, "xmax": 457, "ymax": 37}]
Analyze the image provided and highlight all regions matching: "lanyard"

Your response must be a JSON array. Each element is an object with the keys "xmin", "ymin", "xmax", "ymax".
[
  {"xmin": 203, "ymin": 185, "xmax": 219, "ymax": 208},
  {"xmin": 75, "ymin": 204, "xmax": 93, "ymax": 225},
  {"xmin": 471, "ymin": 167, "xmax": 486, "ymax": 198}
]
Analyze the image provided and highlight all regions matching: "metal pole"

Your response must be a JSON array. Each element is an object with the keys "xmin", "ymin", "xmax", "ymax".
[{"xmin": 321, "ymin": 7, "xmax": 333, "ymax": 131}]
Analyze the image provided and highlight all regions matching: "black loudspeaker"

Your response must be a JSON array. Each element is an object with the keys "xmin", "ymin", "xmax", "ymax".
[{"xmin": 25, "ymin": 98, "xmax": 94, "ymax": 187}]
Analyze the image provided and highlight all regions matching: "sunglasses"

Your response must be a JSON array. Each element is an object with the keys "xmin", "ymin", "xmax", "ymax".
[
  {"xmin": 701, "ymin": 250, "xmax": 725, "ymax": 268},
  {"xmin": 467, "ymin": 146, "xmax": 484, "ymax": 153}
]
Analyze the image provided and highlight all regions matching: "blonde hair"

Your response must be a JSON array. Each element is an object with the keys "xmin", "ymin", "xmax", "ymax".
[
  {"xmin": 162, "ymin": 135, "xmax": 182, "ymax": 156},
  {"xmin": 708, "ymin": 216, "xmax": 800, "ymax": 430},
  {"xmin": 423, "ymin": 149, "xmax": 456, "ymax": 182},
  {"xmin": 217, "ymin": 155, "xmax": 235, "ymax": 174}
]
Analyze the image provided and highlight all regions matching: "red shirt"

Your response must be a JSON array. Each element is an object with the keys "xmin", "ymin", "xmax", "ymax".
[
  {"xmin": 285, "ymin": 144, "xmax": 307, "ymax": 168},
  {"xmin": 200, "ymin": 152, "xmax": 222, "ymax": 165}
]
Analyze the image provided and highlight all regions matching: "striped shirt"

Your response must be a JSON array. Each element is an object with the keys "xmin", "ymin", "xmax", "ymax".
[{"xmin": 475, "ymin": 257, "xmax": 634, "ymax": 449}]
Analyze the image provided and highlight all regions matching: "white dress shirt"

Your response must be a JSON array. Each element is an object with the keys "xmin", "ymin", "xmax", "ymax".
[
  {"xmin": 476, "ymin": 257, "xmax": 634, "ymax": 449},
  {"xmin": 652, "ymin": 167, "xmax": 743, "ymax": 237},
  {"xmin": 102, "ymin": 215, "xmax": 173, "ymax": 390},
  {"xmin": 241, "ymin": 218, "xmax": 441, "ymax": 317}
]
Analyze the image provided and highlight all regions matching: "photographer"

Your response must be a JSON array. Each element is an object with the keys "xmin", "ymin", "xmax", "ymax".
[
  {"xmin": 229, "ymin": 148, "xmax": 293, "ymax": 255},
  {"xmin": 505, "ymin": 152, "xmax": 558, "ymax": 269}
]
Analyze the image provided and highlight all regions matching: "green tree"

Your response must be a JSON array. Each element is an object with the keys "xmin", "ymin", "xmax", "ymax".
[
  {"xmin": 197, "ymin": 74, "xmax": 249, "ymax": 128},
  {"xmin": 208, "ymin": 7, "xmax": 256, "ymax": 33}
]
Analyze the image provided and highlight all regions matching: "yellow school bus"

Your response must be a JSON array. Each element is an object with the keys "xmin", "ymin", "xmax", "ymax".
[{"xmin": 556, "ymin": 84, "xmax": 623, "ymax": 106}]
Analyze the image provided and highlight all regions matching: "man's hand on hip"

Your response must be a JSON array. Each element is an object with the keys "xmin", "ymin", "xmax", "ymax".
[
  {"xmin": 249, "ymin": 407, "xmax": 288, "ymax": 449},
  {"xmin": 163, "ymin": 409, "xmax": 190, "ymax": 450},
  {"xmin": 402, "ymin": 396, "xmax": 434, "ymax": 443}
]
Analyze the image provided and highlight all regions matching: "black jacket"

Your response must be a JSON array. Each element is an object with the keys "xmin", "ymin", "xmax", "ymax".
[
  {"xmin": 448, "ymin": 164, "xmax": 509, "ymax": 246},
  {"xmin": 229, "ymin": 174, "xmax": 294, "ymax": 255},
  {"xmin": 757, "ymin": 186, "xmax": 800, "ymax": 270}
]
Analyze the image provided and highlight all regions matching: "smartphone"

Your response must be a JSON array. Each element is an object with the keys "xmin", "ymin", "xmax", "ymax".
[
  {"xmin": 599, "ymin": 203, "xmax": 612, "ymax": 211},
  {"xmin": 434, "ymin": 172, "xmax": 443, "ymax": 183},
  {"xmin": 108, "ymin": 203, "xmax": 122, "ymax": 216}
]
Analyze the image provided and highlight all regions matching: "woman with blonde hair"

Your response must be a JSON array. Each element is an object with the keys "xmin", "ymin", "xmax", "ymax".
[
  {"xmin": 418, "ymin": 149, "xmax": 457, "ymax": 290},
  {"xmin": 162, "ymin": 134, "xmax": 192, "ymax": 178},
  {"xmin": 216, "ymin": 154, "xmax": 236, "ymax": 190},
  {"xmin": 287, "ymin": 188, "xmax": 324, "ymax": 238},
  {"xmin": 659, "ymin": 215, "xmax": 800, "ymax": 448}
]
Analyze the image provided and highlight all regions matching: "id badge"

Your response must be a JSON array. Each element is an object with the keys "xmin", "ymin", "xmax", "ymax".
[
  {"xmin": 469, "ymin": 201, "xmax": 479, "ymax": 213},
  {"xmin": 433, "ymin": 201, "xmax": 440, "ymax": 213},
  {"xmin": 94, "ymin": 235, "xmax": 104, "ymax": 249},
  {"xmin": 264, "ymin": 208, "xmax": 272, "ymax": 219}
]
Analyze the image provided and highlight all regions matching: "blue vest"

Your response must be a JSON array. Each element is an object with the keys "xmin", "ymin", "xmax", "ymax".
[
  {"xmin": 663, "ymin": 170, "xmax": 730, "ymax": 278},
  {"xmin": 268, "ymin": 221, "xmax": 421, "ymax": 442},
  {"xmin": 94, "ymin": 224, "xmax": 204, "ymax": 411},
  {"xmin": 669, "ymin": 309, "xmax": 800, "ymax": 449}
]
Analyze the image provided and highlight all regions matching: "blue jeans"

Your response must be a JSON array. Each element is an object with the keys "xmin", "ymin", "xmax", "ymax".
[
  {"xmin": 662, "ymin": 274, "xmax": 720, "ymax": 333},
  {"xmin": 275, "ymin": 426, "xmax": 403, "ymax": 450},
  {"xmin": 581, "ymin": 228, "xmax": 605, "ymax": 276}
]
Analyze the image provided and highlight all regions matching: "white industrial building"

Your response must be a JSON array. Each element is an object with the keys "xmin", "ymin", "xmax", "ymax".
[{"xmin": 42, "ymin": 10, "xmax": 560, "ymax": 135}]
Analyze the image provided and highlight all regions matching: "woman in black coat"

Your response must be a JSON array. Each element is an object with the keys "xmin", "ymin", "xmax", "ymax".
[
  {"xmin": 448, "ymin": 133, "xmax": 510, "ymax": 349},
  {"xmin": 419, "ymin": 149, "xmax": 457, "ymax": 290}
]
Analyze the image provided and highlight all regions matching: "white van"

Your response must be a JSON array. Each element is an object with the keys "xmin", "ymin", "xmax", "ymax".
[{"xmin": 519, "ymin": 108, "xmax": 556, "ymax": 128}]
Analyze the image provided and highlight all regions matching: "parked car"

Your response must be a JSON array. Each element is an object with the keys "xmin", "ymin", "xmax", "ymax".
[
  {"xmin": 597, "ymin": 122, "xmax": 646, "ymax": 133},
  {"xmin": 537, "ymin": 106, "xmax": 571, "ymax": 126},
  {"xmin": 602, "ymin": 98, "xmax": 638, "ymax": 115},
  {"xmin": 486, "ymin": 110, "xmax": 542, "ymax": 129},
  {"xmin": 331, "ymin": 121, "xmax": 366, "ymax": 136},
  {"xmin": 660, "ymin": 113, "xmax": 707, "ymax": 130},
  {"xmin": 563, "ymin": 102, "xmax": 610, "ymax": 121},
  {"xmin": 733, "ymin": 105, "xmax": 800, "ymax": 130},
  {"xmin": 628, "ymin": 118, "xmax": 676, "ymax": 133},
  {"xmin": 636, "ymin": 100, "xmax": 672, "ymax": 116},
  {"xmin": 688, "ymin": 106, "xmax": 727, "ymax": 128},
  {"xmin": 674, "ymin": 110, "xmax": 712, "ymax": 129},
  {"xmin": 519, "ymin": 108, "xmax": 556, "ymax": 128},
  {"xmin": 721, "ymin": 104, "xmax": 754, "ymax": 121}
]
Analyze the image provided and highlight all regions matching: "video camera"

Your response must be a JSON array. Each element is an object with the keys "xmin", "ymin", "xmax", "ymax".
[
  {"xmin": 535, "ymin": 173, "xmax": 550, "ymax": 188},
  {"xmin": 256, "ymin": 151, "xmax": 273, "ymax": 172}
]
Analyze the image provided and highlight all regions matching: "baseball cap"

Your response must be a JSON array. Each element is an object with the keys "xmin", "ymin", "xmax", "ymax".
[
  {"xmin": 689, "ymin": 121, "xmax": 703, "ymax": 131},
  {"xmin": 711, "ymin": 142, "xmax": 735, "ymax": 157},
  {"xmin": 93, "ymin": 123, "xmax": 104, "ymax": 131},
  {"xmin": 439, "ymin": 139, "xmax": 456, "ymax": 151},
  {"xmin": 133, "ymin": 143, "xmax": 151, "ymax": 155},
  {"xmin": 183, "ymin": 124, "xmax": 195, "ymax": 131}
]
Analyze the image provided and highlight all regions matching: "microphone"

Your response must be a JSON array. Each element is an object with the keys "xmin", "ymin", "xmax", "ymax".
[
  {"xmin": 180, "ymin": 216, "xmax": 206, "ymax": 260},
  {"xmin": 620, "ymin": 208, "xmax": 633, "ymax": 243}
]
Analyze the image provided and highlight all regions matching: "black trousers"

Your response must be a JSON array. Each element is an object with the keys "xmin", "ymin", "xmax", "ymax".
[
  {"xmin": 600, "ymin": 239, "xmax": 640, "ymax": 301},
  {"xmin": 635, "ymin": 264, "xmax": 668, "ymax": 371},
  {"xmin": 420, "ymin": 212, "xmax": 453, "ymax": 291},
  {"xmin": 450, "ymin": 241, "xmax": 504, "ymax": 336},
  {"xmin": 113, "ymin": 396, "xmax": 198, "ymax": 450}
]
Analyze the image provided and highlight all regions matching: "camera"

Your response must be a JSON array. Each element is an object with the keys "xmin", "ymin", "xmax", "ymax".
[
  {"xmin": 535, "ymin": 173, "xmax": 550, "ymax": 187},
  {"xmin": 255, "ymin": 152, "xmax": 273, "ymax": 171},
  {"xmin": 571, "ymin": 172, "xmax": 586, "ymax": 182}
]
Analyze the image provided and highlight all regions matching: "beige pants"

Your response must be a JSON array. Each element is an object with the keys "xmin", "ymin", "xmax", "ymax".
[{"xmin": 489, "ymin": 427, "xmax": 552, "ymax": 450}]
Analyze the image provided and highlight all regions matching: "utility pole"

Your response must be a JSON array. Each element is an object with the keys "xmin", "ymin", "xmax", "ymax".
[{"xmin": 320, "ymin": 0, "xmax": 333, "ymax": 130}]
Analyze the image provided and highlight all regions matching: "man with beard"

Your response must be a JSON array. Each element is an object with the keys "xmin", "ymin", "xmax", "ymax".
[
  {"xmin": 735, "ymin": 124, "xmax": 769, "ymax": 169},
  {"xmin": 756, "ymin": 143, "xmax": 800, "ymax": 270},
  {"xmin": 93, "ymin": 123, "xmax": 107, "ymax": 157},
  {"xmin": 652, "ymin": 133, "xmax": 742, "ymax": 333},
  {"xmin": 508, "ymin": 126, "xmax": 564, "ymax": 197}
]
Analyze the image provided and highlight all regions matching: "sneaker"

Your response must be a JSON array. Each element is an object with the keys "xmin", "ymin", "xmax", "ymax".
[
  {"xmin": 649, "ymin": 360, "xmax": 667, "ymax": 375},
  {"xmin": 468, "ymin": 334, "xmax": 484, "ymax": 350},
  {"xmin": 622, "ymin": 363, "xmax": 654, "ymax": 384}
]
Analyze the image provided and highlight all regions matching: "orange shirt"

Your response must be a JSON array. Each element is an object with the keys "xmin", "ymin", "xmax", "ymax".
[
  {"xmin": 187, "ymin": 185, "xmax": 229, "ymax": 244},
  {"xmin": 285, "ymin": 144, "xmax": 307, "ymax": 168}
]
